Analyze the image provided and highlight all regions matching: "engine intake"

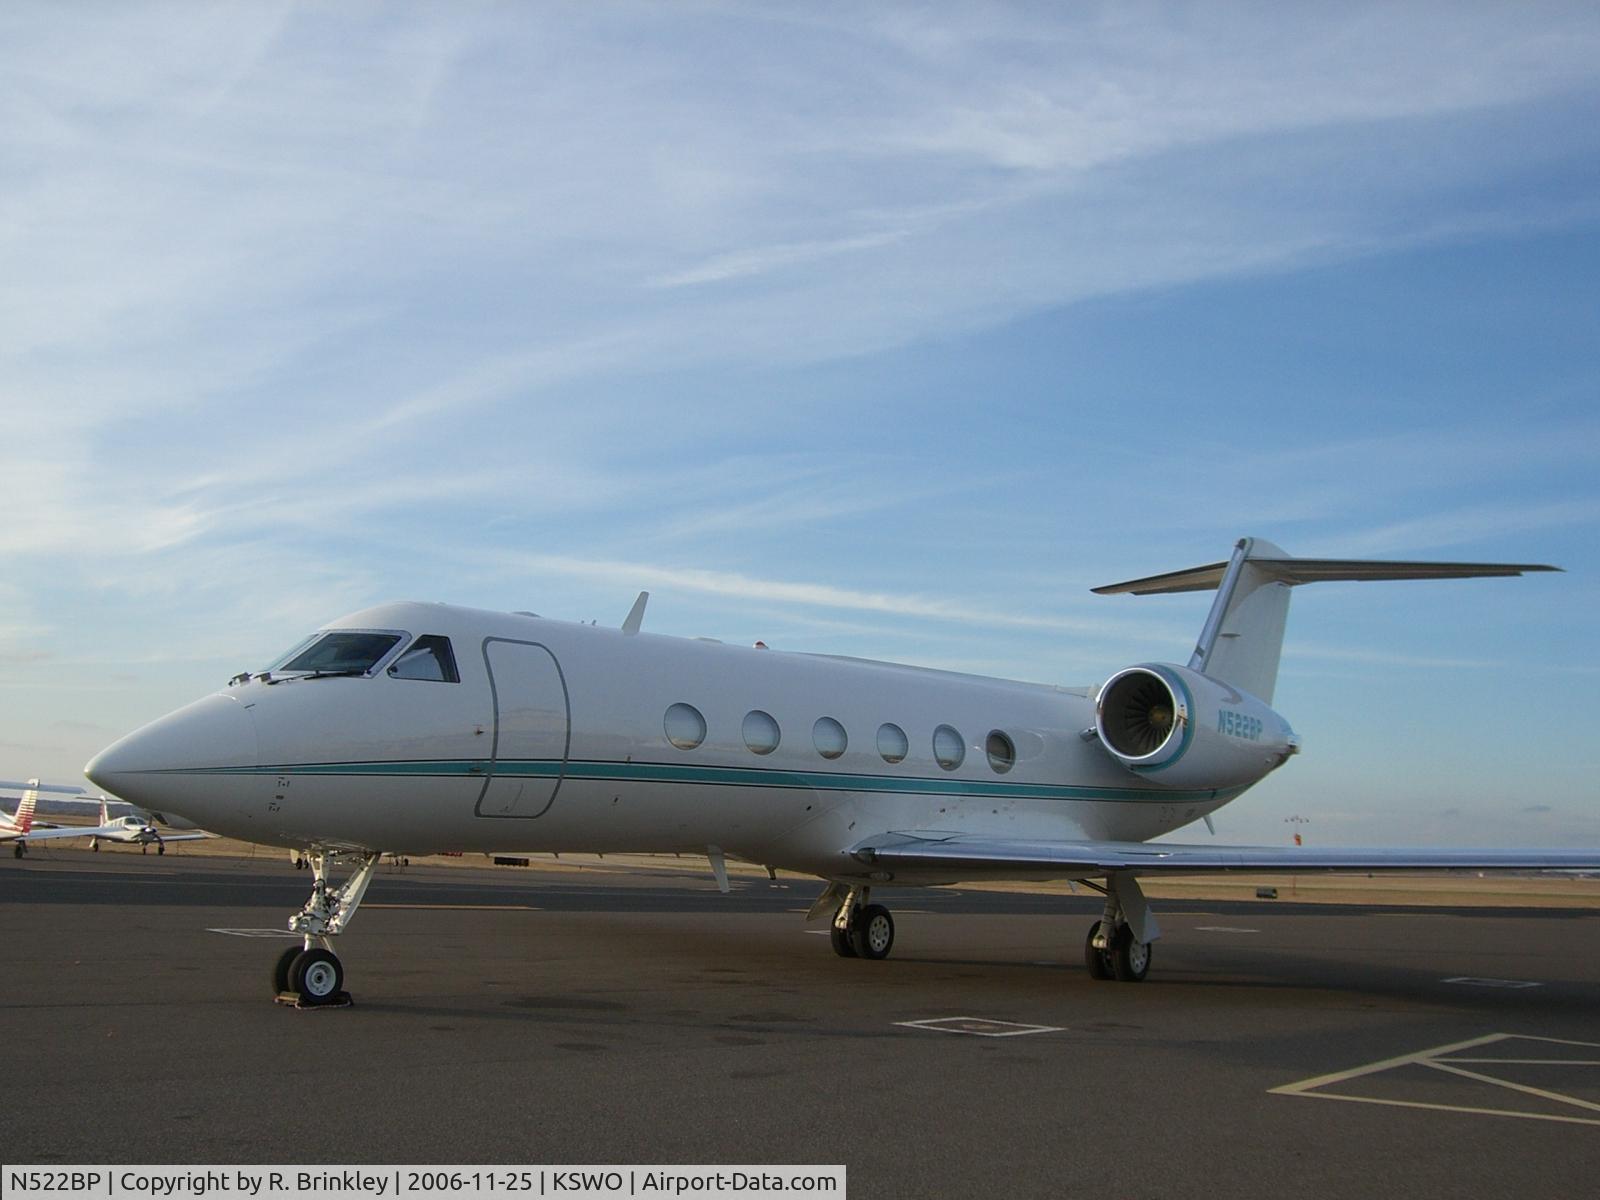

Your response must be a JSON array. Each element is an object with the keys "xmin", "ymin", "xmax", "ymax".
[
  {"xmin": 1099, "ymin": 668, "xmax": 1186, "ymax": 760},
  {"xmin": 1094, "ymin": 664, "xmax": 1297, "ymax": 791}
]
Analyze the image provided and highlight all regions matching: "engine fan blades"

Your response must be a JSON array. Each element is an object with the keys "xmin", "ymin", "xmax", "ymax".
[{"xmin": 1102, "ymin": 672, "xmax": 1178, "ymax": 757}]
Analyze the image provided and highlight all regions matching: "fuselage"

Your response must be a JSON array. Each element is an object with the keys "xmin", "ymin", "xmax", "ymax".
[{"xmin": 86, "ymin": 601, "xmax": 1267, "ymax": 880}]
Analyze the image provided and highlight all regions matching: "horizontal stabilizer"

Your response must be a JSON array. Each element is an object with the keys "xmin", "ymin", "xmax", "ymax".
[
  {"xmin": 1094, "ymin": 557, "xmax": 1560, "ymax": 596},
  {"xmin": 0, "ymin": 779, "xmax": 87, "ymax": 794}
]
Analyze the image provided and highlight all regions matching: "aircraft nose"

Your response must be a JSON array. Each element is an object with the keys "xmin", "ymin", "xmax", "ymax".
[{"xmin": 85, "ymin": 693, "xmax": 258, "ymax": 818}]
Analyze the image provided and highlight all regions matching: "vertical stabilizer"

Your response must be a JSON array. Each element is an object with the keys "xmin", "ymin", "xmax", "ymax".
[
  {"xmin": 1191, "ymin": 538, "xmax": 1293, "ymax": 704},
  {"xmin": 15, "ymin": 779, "xmax": 40, "ymax": 834}
]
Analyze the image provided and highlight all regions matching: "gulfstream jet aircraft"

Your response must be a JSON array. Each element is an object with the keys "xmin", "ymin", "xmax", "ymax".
[{"xmin": 85, "ymin": 538, "xmax": 1599, "ymax": 1004}]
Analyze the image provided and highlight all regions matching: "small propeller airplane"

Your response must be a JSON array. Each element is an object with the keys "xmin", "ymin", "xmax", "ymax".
[
  {"xmin": 3, "ymin": 779, "xmax": 212, "ymax": 857},
  {"xmin": 84, "ymin": 537, "xmax": 1600, "ymax": 1004},
  {"xmin": 82, "ymin": 796, "xmax": 212, "ymax": 854},
  {"xmin": 2, "ymin": 780, "xmax": 108, "ymax": 856}
]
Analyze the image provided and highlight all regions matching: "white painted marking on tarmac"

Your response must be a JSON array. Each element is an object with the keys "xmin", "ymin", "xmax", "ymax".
[
  {"xmin": 1272, "ymin": 1033, "xmax": 1600, "ymax": 1126},
  {"xmin": 1195, "ymin": 925, "xmax": 1259, "ymax": 933},
  {"xmin": 1441, "ymin": 977, "xmax": 1542, "ymax": 989},
  {"xmin": 208, "ymin": 928, "xmax": 301, "ymax": 938},
  {"xmin": 897, "ymin": 1017, "xmax": 1065, "ymax": 1038}
]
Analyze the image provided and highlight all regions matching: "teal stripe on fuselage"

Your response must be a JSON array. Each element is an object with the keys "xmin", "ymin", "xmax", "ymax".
[{"xmin": 159, "ymin": 757, "xmax": 1232, "ymax": 805}]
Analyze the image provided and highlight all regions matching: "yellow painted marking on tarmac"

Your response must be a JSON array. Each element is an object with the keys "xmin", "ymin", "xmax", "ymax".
[
  {"xmin": 1272, "ymin": 1033, "xmax": 1600, "ymax": 1126},
  {"xmin": 1367, "ymin": 912, "xmax": 1462, "ymax": 918},
  {"xmin": 365, "ymin": 903, "xmax": 541, "ymax": 911}
]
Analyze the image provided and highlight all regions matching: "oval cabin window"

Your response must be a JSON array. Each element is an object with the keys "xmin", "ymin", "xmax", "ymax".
[
  {"xmin": 986, "ymin": 730, "xmax": 1016, "ymax": 774},
  {"xmin": 813, "ymin": 716, "xmax": 848, "ymax": 760},
  {"xmin": 933, "ymin": 724, "xmax": 966, "ymax": 771},
  {"xmin": 664, "ymin": 703, "xmax": 706, "ymax": 751},
  {"xmin": 743, "ymin": 710, "xmax": 781, "ymax": 756},
  {"xmin": 877, "ymin": 723, "xmax": 908, "ymax": 764}
]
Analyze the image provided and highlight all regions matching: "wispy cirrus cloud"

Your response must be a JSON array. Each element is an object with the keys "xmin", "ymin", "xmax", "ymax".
[
  {"xmin": 497, "ymin": 550, "xmax": 1182, "ymax": 642},
  {"xmin": 1, "ymin": 3, "xmax": 1598, "ymax": 834}
]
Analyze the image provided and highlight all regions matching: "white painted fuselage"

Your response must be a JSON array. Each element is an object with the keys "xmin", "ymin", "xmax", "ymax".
[{"xmin": 87, "ymin": 601, "xmax": 1259, "ymax": 881}]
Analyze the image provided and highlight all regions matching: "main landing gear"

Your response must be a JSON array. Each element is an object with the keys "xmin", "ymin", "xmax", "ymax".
[
  {"xmin": 1082, "ymin": 872, "xmax": 1158, "ymax": 983},
  {"xmin": 816, "ymin": 884, "xmax": 897, "ymax": 961},
  {"xmin": 274, "ymin": 849, "xmax": 379, "ymax": 1008},
  {"xmin": 809, "ymin": 872, "xmax": 1162, "ymax": 981}
]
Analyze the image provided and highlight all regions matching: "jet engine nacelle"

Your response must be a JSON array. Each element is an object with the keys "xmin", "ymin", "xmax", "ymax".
[{"xmin": 1094, "ymin": 663, "xmax": 1298, "ymax": 791}]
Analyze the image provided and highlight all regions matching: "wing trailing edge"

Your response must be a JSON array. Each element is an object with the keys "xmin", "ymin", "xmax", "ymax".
[{"xmin": 853, "ymin": 832, "xmax": 1600, "ymax": 877}]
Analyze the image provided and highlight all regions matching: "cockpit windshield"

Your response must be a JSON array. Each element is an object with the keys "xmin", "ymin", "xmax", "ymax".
[{"xmin": 274, "ymin": 631, "xmax": 404, "ymax": 676}]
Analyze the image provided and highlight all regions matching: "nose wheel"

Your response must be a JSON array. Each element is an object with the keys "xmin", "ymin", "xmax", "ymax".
[{"xmin": 273, "ymin": 849, "xmax": 377, "ymax": 1007}]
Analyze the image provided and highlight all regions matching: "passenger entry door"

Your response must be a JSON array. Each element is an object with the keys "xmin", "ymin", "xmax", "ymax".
[{"xmin": 476, "ymin": 638, "xmax": 570, "ymax": 818}]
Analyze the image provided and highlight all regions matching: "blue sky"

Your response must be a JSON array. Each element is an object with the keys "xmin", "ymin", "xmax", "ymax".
[{"xmin": 3, "ymin": 1, "xmax": 1597, "ymax": 847}]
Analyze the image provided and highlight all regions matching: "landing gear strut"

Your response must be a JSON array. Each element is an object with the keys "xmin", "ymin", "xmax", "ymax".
[
  {"xmin": 1083, "ymin": 871, "xmax": 1158, "ymax": 983},
  {"xmin": 275, "ymin": 848, "xmax": 379, "ymax": 1007},
  {"xmin": 817, "ymin": 884, "xmax": 897, "ymax": 961}
]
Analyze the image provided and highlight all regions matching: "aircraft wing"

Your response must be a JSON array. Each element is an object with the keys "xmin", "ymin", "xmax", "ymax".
[
  {"xmin": 15, "ymin": 824, "xmax": 120, "ymax": 843},
  {"xmin": 852, "ymin": 832, "xmax": 1600, "ymax": 877},
  {"xmin": 152, "ymin": 831, "xmax": 213, "ymax": 842}
]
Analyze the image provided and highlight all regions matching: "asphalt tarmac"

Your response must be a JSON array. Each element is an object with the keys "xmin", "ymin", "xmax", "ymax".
[{"xmin": 4, "ymin": 851, "xmax": 1598, "ymax": 1199}]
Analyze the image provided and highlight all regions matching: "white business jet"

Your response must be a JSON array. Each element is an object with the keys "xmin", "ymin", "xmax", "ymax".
[{"xmin": 84, "ymin": 538, "xmax": 1599, "ymax": 1005}]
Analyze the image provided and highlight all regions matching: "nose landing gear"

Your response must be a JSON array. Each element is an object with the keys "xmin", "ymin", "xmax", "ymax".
[{"xmin": 274, "ymin": 848, "xmax": 379, "ymax": 1008}]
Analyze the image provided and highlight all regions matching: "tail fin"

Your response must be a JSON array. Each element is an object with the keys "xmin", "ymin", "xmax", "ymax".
[
  {"xmin": 1094, "ymin": 537, "xmax": 1560, "ymax": 705},
  {"xmin": 15, "ymin": 779, "xmax": 40, "ymax": 834},
  {"xmin": 99, "ymin": 796, "xmax": 111, "ymax": 828}
]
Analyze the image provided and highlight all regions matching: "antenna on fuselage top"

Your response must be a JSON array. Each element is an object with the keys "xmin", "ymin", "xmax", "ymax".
[{"xmin": 622, "ymin": 591, "xmax": 649, "ymax": 635}]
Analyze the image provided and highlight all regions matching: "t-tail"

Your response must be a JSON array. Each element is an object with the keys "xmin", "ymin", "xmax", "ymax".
[
  {"xmin": 1086, "ymin": 538, "xmax": 1560, "ymax": 790},
  {"xmin": 1093, "ymin": 536, "xmax": 1561, "ymax": 705}
]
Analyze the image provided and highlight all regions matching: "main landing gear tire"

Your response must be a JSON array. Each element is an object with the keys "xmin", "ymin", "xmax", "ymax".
[
  {"xmin": 1085, "ymin": 924, "xmax": 1114, "ymax": 980},
  {"xmin": 290, "ymin": 948, "xmax": 344, "ymax": 1005},
  {"xmin": 851, "ymin": 904, "xmax": 895, "ymax": 960},
  {"xmin": 1085, "ymin": 923, "xmax": 1151, "ymax": 982},
  {"xmin": 829, "ymin": 924, "xmax": 858, "ymax": 958},
  {"xmin": 1111, "ymin": 925, "xmax": 1151, "ymax": 982},
  {"xmin": 272, "ymin": 944, "xmax": 301, "ymax": 994}
]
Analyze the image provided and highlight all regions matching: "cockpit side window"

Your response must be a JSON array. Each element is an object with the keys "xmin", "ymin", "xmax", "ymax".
[
  {"xmin": 278, "ymin": 631, "xmax": 404, "ymax": 675},
  {"xmin": 387, "ymin": 635, "xmax": 460, "ymax": 683}
]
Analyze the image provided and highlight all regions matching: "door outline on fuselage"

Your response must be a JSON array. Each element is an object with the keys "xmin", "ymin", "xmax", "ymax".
[{"xmin": 474, "ymin": 637, "xmax": 572, "ymax": 819}]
